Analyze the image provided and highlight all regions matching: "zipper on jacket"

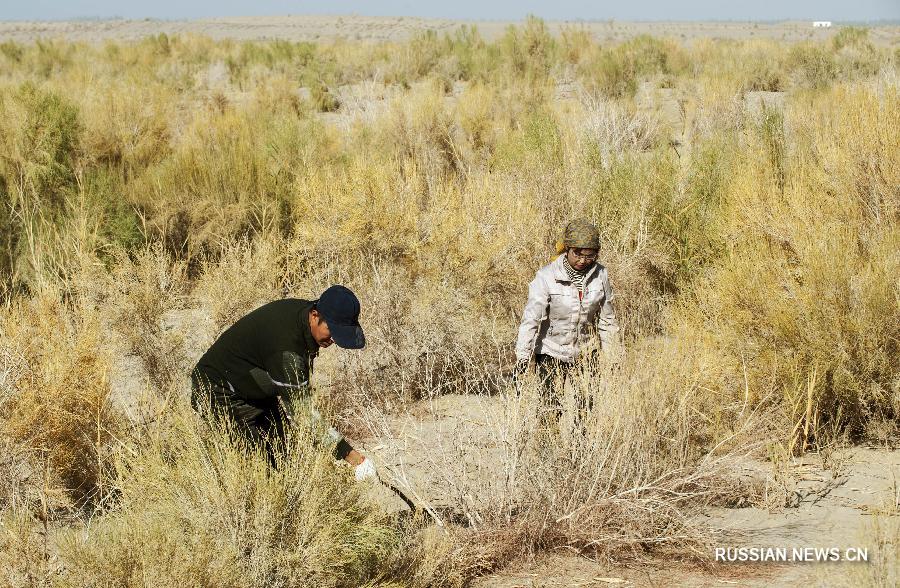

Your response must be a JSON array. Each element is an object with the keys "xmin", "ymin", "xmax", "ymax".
[{"xmin": 574, "ymin": 282, "xmax": 583, "ymax": 356}]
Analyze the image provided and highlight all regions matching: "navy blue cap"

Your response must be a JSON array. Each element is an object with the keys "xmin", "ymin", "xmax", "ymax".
[{"xmin": 317, "ymin": 285, "xmax": 365, "ymax": 349}]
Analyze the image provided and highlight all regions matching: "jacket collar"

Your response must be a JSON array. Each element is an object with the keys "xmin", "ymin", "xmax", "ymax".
[
  {"xmin": 300, "ymin": 301, "xmax": 320, "ymax": 356},
  {"xmin": 551, "ymin": 254, "xmax": 600, "ymax": 283}
]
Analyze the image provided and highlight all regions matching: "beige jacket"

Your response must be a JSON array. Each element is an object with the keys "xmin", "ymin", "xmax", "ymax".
[{"xmin": 515, "ymin": 255, "xmax": 620, "ymax": 363}]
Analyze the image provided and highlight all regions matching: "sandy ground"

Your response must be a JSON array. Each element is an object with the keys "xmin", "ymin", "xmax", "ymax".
[{"xmin": 1, "ymin": 16, "xmax": 898, "ymax": 45}]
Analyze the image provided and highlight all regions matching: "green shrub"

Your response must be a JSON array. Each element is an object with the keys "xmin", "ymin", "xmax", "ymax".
[
  {"xmin": 786, "ymin": 43, "xmax": 837, "ymax": 89},
  {"xmin": 491, "ymin": 107, "xmax": 562, "ymax": 171},
  {"xmin": 755, "ymin": 103, "xmax": 786, "ymax": 194},
  {"xmin": 85, "ymin": 168, "xmax": 144, "ymax": 251},
  {"xmin": 618, "ymin": 35, "xmax": 687, "ymax": 78},
  {"xmin": 740, "ymin": 51, "xmax": 785, "ymax": 92},
  {"xmin": 1, "ymin": 82, "xmax": 81, "ymax": 209},
  {"xmin": 0, "ymin": 40, "xmax": 23, "ymax": 63},
  {"xmin": 832, "ymin": 26, "xmax": 870, "ymax": 51},
  {"xmin": 498, "ymin": 15, "xmax": 557, "ymax": 80},
  {"xmin": 0, "ymin": 82, "xmax": 81, "ymax": 287},
  {"xmin": 579, "ymin": 47, "xmax": 639, "ymax": 98},
  {"xmin": 579, "ymin": 35, "xmax": 687, "ymax": 98}
]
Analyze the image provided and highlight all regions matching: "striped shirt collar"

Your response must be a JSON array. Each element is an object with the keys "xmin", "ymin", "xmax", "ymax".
[{"xmin": 562, "ymin": 256, "xmax": 588, "ymax": 292}]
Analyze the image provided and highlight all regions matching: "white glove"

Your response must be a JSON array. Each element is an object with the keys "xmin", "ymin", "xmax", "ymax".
[{"xmin": 354, "ymin": 457, "xmax": 378, "ymax": 482}]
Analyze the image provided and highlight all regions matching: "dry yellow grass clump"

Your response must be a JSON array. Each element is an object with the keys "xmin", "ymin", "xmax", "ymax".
[{"xmin": 0, "ymin": 20, "xmax": 897, "ymax": 587}]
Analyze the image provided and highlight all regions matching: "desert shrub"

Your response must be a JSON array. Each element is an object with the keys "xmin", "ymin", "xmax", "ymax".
[
  {"xmin": 0, "ymin": 294, "xmax": 119, "ymax": 508},
  {"xmin": 0, "ymin": 40, "xmax": 24, "ymax": 64},
  {"xmin": 382, "ymin": 30, "xmax": 448, "ymax": 87},
  {"xmin": 452, "ymin": 82, "xmax": 502, "ymax": 166},
  {"xmin": 690, "ymin": 40, "xmax": 787, "ymax": 94},
  {"xmin": 578, "ymin": 46, "xmax": 639, "ymax": 99},
  {"xmin": 0, "ymin": 82, "xmax": 81, "ymax": 289},
  {"xmin": 107, "ymin": 244, "xmax": 189, "ymax": 393},
  {"xmin": 828, "ymin": 27, "xmax": 886, "ymax": 81},
  {"xmin": 33, "ymin": 39, "xmax": 77, "ymax": 78},
  {"xmin": 290, "ymin": 157, "xmax": 420, "ymax": 259},
  {"xmin": 786, "ymin": 42, "xmax": 838, "ymax": 90},
  {"xmin": 559, "ymin": 26, "xmax": 594, "ymax": 65},
  {"xmin": 227, "ymin": 39, "xmax": 317, "ymax": 81},
  {"xmin": 55, "ymin": 408, "xmax": 399, "ymax": 588},
  {"xmin": 0, "ymin": 82, "xmax": 80, "ymax": 214},
  {"xmin": 678, "ymin": 85, "xmax": 899, "ymax": 446},
  {"xmin": 619, "ymin": 35, "xmax": 687, "ymax": 78},
  {"xmin": 446, "ymin": 25, "xmax": 490, "ymax": 82},
  {"xmin": 192, "ymin": 237, "xmax": 284, "ymax": 332},
  {"xmin": 579, "ymin": 35, "xmax": 688, "ymax": 99},
  {"xmin": 812, "ymin": 86, "xmax": 900, "ymax": 225},
  {"xmin": 754, "ymin": 102, "xmax": 786, "ymax": 193},
  {"xmin": 738, "ymin": 47, "xmax": 786, "ymax": 92},
  {"xmin": 165, "ymin": 33, "xmax": 219, "ymax": 67},
  {"xmin": 832, "ymin": 26, "xmax": 871, "ymax": 52},
  {"xmin": 655, "ymin": 132, "xmax": 735, "ymax": 289},
  {"xmin": 683, "ymin": 223, "xmax": 898, "ymax": 447},
  {"xmin": 491, "ymin": 107, "xmax": 562, "ymax": 172},
  {"xmin": 143, "ymin": 32, "xmax": 173, "ymax": 58},
  {"xmin": 130, "ymin": 109, "xmax": 329, "ymax": 259},
  {"xmin": 82, "ymin": 168, "xmax": 144, "ymax": 252},
  {"xmin": 309, "ymin": 78, "xmax": 342, "ymax": 112},
  {"xmin": 587, "ymin": 150, "xmax": 679, "ymax": 288},
  {"xmin": 375, "ymin": 81, "xmax": 458, "ymax": 188},
  {"xmin": 497, "ymin": 16, "xmax": 557, "ymax": 81},
  {"xmin": 578, "ymin": 97, "xmax": 660, "ymax": 169},
  {"xmin": 77, "ymin": 76, "xmax": 174, "ymax": 174}
]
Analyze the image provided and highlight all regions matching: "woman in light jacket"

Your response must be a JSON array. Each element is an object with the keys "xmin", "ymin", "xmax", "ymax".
[{"xmin": 515, "ymin": 219, "xmax": 620, "ymax": 422}]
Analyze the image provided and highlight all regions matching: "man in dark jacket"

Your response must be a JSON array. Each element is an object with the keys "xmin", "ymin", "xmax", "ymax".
[{"xmin": 191, "ymin": 285, "xmax": 377, "ymax": 480}]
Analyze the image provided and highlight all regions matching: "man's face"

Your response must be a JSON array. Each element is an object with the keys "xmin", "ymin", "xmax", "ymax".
[{"xmin": 309, "ymin": 310, "xmax": 334, "ymax": 348}]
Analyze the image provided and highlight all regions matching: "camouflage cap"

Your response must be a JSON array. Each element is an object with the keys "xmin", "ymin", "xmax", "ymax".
[{"xmin": 562, "ymin": 219, "xmax": 599, "ymax": 250}]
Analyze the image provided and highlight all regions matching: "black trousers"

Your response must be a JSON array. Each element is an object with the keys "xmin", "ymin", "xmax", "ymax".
[
  {"xmin": 190, "ymin": 369, "xmax": 287, "ymax": 462},
  {"xmin": 535, "ymin": 354, "xmax": 592, "ymax": 428}
]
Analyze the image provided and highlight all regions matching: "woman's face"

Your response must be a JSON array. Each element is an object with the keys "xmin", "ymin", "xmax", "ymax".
[{"xmin": 566, "ymin": 247, "xmax": 598, "ymax": 271}]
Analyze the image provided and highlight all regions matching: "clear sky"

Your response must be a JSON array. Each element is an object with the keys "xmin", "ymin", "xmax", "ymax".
[{"xmin": 3, "ymin": 0, "xmax": 899, "ymax": 22}]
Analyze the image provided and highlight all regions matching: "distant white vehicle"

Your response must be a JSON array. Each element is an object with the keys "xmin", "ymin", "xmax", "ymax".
[{"xmin": 813, "ymin": 21, "xmax": 833, "ymax": 28}]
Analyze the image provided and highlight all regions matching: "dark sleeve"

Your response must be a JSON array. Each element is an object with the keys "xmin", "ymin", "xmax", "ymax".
[
  {"xmin": 263, "ymin": 351, "xmax": 351, "ymax": 459},
  {"xmin": 263, "ymin": 350, "xmax": 311, "ymax": 402}
]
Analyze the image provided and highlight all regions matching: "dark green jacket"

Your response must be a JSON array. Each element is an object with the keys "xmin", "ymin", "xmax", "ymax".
[
  {"xmin": 194, "ymin": 299, "xmax": 348, "ymax": 453},
  {"xmin": 196, "ymin": 298, "xmax": 318, "ymax": 402}
]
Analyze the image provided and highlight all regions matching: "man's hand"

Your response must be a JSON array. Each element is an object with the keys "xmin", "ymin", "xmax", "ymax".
[{"xmin": 354, "ymin": 457, "xmax": 378, "ymax": 482}]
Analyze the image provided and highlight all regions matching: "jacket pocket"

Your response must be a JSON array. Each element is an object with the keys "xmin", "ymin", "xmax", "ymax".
[{"xmin": 548, "ymin": 292, "xmax": 575, "ymax": 320}]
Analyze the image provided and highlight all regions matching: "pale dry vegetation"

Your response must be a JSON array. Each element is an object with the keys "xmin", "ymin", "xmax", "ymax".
[{"xmin": 0, "ymin": 20, "xmax": 897, "ymax": 587}]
